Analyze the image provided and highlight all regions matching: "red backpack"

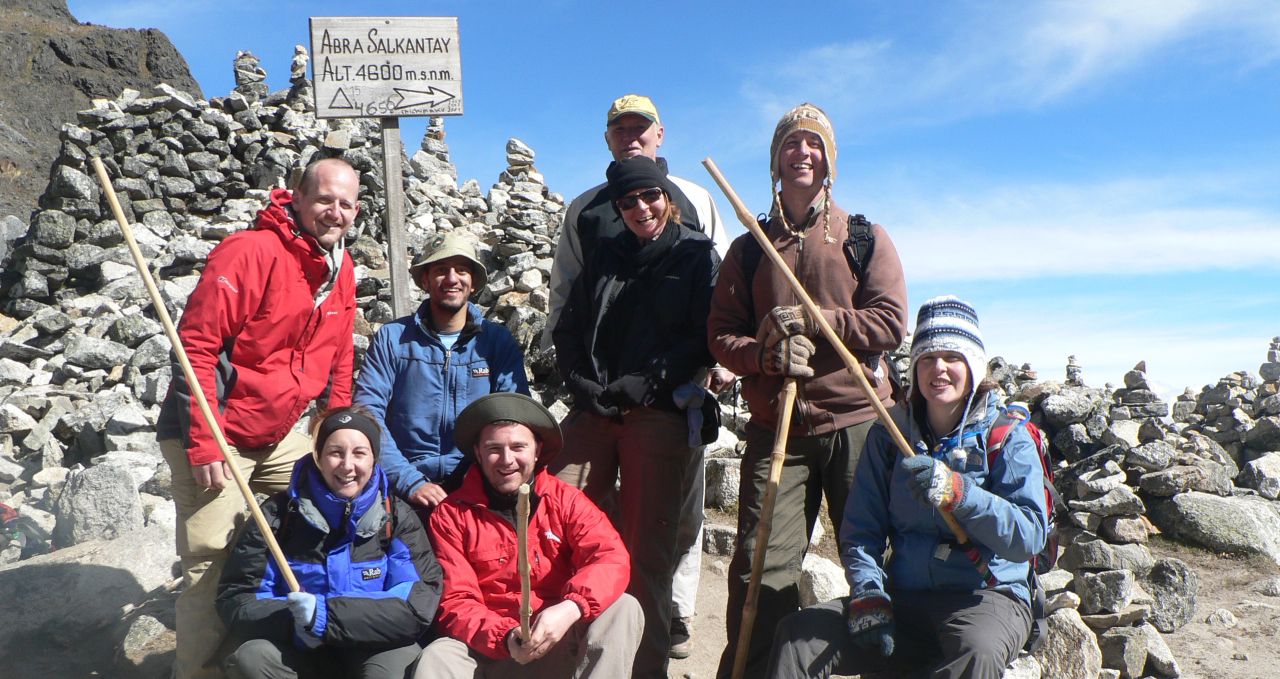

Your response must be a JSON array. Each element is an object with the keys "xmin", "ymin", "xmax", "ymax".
[{"xmin": 986, "ymin": 403, "xmax": 1061, "ymax": 574}]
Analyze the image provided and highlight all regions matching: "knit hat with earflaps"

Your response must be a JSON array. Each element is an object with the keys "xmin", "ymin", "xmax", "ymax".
[
  {"xmin": 908, "ymin": 295, "xmax": 987, "ymax": 405},
  {"xmin": 409, "ymin": 230, "xmax": 488, "ymax": 293},
  {"xmin": 769, "ymin": 102, "xmax": 837, "ymax": 189}
]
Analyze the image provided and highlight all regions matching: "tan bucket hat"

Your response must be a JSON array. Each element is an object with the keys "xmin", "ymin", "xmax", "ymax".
[{"xmin": 408, "ymin": 230, "xmax": 488, "ymax": 292}]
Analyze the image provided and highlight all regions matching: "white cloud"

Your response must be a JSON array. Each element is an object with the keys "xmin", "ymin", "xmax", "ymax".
[
  {"xmin": 877, "ymin": 172, "xmax": 1280, "ymax": 282},
  {"xmin": 740, "ymin": 0, "xmax": 1280, "ymax": 132}
]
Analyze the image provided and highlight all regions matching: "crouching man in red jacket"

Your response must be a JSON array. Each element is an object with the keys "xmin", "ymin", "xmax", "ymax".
[{"xmin": 416, "ymin": 393, "xmax": 642, "ymax": 678}]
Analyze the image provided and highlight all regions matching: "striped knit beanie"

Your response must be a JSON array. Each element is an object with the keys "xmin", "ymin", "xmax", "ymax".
[{"xmin": 909, "ymin": 295, "xmax": 987, "ymax": 401}]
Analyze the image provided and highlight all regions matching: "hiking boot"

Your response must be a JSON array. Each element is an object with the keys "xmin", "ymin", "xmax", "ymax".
[{"xmin": 669, "ymin": 616, "xmax": 692, "ymax": 659}]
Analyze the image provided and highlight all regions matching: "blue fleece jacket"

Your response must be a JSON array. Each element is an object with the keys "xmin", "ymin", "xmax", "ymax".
[
  {"xmin": 840, "ymin": 391, "xmax": 1048, "ymax": 607},
  {"xmin": 354, "ymin": 301, "xmax": 529, "ymax": 500}
]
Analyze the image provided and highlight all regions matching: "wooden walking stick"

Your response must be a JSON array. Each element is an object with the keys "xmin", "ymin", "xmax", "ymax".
[
  {"xmin": 701, "ymin": 157, "xmax": 975, "ymax": 548},
  {"xmin": 731, "ymin": 378, "xmax": 798, "ymax": 679},
  {"xmin": 90, "ymin": 156, "xmax": 301, "ymax": 593},
  {"xmin": 516, "ymin": 482, "xmax": 533, "ymax": 641}
]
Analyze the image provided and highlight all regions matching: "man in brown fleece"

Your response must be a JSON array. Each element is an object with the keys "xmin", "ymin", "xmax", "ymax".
[{"xmin": 707, "ymin": 103, "xmax": 909, "ymax": 679}]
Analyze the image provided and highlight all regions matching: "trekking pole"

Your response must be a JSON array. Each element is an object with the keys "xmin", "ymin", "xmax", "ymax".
[
  {"xmin": 701, "ymin": 158, "xmax": 978, "ymax": 551},
  {"xmin": 90, "ymin": 157, "xmax": 301, "ymax": 593},
  {"xmin": 731, "ymin": 378, "xmax": 797, "ymax": 679},
  {"xmin": 516, "ymin": 483, "xmax": 532, "ymax": 641}
]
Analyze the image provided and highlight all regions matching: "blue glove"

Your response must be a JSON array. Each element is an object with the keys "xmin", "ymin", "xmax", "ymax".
[
  {"xmin": 846, "ymin": 591, "xmax": 895, "ymax": 657},
  {"xmin": 286, "ymin": 592, "xmax": 317, "ymax": 632},
  {"xmin": 901, "ymin": 454, "xmax": 968, "ymax": 513}
]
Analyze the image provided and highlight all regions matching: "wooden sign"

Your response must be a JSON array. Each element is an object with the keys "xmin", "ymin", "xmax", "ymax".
[{"xmin": 310, "ymin": 16, "xmax": 463, "ymax": 119}]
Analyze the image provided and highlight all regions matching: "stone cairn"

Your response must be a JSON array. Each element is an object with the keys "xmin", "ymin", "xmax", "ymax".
[{"xmin": 1, "ymin": 47, "xmax": 1279, "ymax": 679}]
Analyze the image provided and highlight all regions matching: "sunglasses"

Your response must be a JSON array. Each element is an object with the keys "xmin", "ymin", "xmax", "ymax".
[{"xmin": 616, "ymin": 188, "xmax": 664, "ymax": 211}]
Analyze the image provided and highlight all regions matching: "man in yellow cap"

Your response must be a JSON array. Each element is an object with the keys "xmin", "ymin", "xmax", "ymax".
[{"xmin": 354, "ymin": 230, "xmax": 529, "ymax": 513}]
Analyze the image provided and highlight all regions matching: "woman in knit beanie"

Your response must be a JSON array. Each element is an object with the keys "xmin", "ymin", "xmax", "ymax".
[
  {"xmin": 216, "ymin": 405, "xmax": 442, "ymax": 679},
  {"xmin": 765, "ymin": 296, "xmax": 1050, "ymax": 679},
  {"xmin": 550, "ymin": 154, "xmax": 721, "ymax": 678}
]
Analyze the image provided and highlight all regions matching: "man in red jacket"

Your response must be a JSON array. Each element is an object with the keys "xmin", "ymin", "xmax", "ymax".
[
  {"xmin": 419, "ymin": 392, "xmax": 642, "ymax": 678},
  {"xmin": 156, "ymin": 157, "xmax": 360, "ymax": 679}
]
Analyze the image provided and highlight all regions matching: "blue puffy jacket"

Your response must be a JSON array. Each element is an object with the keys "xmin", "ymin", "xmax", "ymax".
[
  {"xmin": 841, "ymin": 391, "xmax": 1048, "ymax": 607},
  {"xmin": 217, "ymin": 456, "xmax": 442, "ymax": 648},
  {"xmin": 354, "ymin": 301, "xmax": 529, "ymax": 500}
]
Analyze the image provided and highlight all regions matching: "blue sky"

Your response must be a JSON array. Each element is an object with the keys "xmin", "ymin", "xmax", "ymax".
[{"xmin": 69, "ymin": 0, "xmax": 1280, "ymax": 396}]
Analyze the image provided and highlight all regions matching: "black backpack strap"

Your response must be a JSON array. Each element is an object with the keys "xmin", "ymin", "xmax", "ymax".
[
  {"xmin": 740, "ymin": 215, "xmax": 769, "ymax": 329},
  {"xmin": 844, "ymin": 214, "xmax": 875, "ymax": 282}
]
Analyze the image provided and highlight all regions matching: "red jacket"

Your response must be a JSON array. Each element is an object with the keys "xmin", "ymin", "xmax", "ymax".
[
  {"xmin": 158, "ymin": 189, "xmax": 355, "ymax": 465},
  {"xmin": 428, "ymin": 467, "xmax": 630, "ymax": 659}
]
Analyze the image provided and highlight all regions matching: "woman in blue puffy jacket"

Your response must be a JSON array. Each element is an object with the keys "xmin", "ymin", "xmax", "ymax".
[
  {"xmin": 766, "ymin": 296, "xmax": 1049, "ymax": 679},
  {"xmin": 216, "ymin": 406, "xmax": 443, "ymax": 679}
]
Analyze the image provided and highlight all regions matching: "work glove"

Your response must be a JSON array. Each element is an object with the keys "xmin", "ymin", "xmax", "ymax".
[
  {"xmin": 901, "ymin": 454, "xmax": 969, "ymax": 513},
  {"xmin": 757, "ymin": 304, "xmax": 817, "ymax": 348},
  {"xmin": 286, "ymin": 592, "xmax": 317, "ymax": 633},
  {"xmin": 846, "ymin": 590, "xmax": 895, "ymax": 657},
  {"xmin": 758, "ymin": 335, "xmax": 816, "ymax": 378},
  {"xmin": 566, "ymin": 373, "xmax": 621, "ymax": 419},
  {"xmin": 603, "ymin": 374, "xmax": 655, "ymax": 409}
]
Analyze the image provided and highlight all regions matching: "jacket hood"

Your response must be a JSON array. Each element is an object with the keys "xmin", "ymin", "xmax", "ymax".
[{"xmin": 255, "ymin": 189, "xmax": 334, "ymax": 293}]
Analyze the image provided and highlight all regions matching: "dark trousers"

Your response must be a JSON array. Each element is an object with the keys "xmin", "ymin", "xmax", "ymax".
[
  {"xmin": 716, "ymin": 419, "xmax": 875, "ymax": 679},
  {"xmin": 551, "ymin": 407, "xmax": 694, "ymax": 679},
  {"xmin": 224, "ymin": 639, "xmax": 421, "ymax": 679},
  {"xmin": 766, "ymin": 590, "xmax": 1032, "ymax": 679}
]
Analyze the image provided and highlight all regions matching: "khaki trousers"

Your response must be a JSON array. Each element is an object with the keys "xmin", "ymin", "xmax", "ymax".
[
  {"xmin": 414, "ymin": 593, "xmax": 643, "ymax": 679},
  {"xmin": 160, "ymin": 431, "xmax": 313, "ymax": 679}
]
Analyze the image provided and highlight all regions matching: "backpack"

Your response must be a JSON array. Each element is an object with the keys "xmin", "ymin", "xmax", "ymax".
[
  {"xmin": 986, "ymin": 402, "xmax": 1063, "ymax": 654},
  {"xmin": 985, "ymin": 402, "xmax": 1061, "ymax": 574},
  {"xmin": 739, "ymin": 213, "xmax": 903, "ymax": 397}
]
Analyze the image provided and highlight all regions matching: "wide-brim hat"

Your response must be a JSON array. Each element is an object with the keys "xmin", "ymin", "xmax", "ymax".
[
  {"xmin": 408, "ymin": 230, "xmax": 488, "ymax": 292},
  {"xmin": 454, "ymin": 393, "xmax": 563, "ymax": 464}
]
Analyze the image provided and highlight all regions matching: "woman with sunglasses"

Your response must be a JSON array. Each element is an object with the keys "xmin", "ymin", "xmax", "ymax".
[{"xmin": 550, "ymin": 155, "xmax": 721, "ymax": 679}]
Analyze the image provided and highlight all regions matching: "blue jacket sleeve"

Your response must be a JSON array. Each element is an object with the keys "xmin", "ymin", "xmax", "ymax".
[
  {"xmin": 354, "ymin": 324, "xmax": 427, "ymax": 500},
  {"xmin": 486, "ymin": 323, "xmax": 530, "ymax": 396},
  {"xmin": 950, "ymin": 424, "xmax": 1048, "ymax": 563},
  {"xmin": 839, "ymin": 424, "xmax": 894, "ymax": 599}
]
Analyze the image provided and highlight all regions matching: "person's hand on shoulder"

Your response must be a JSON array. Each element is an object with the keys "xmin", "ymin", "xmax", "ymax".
[{"xmin": 409, "ymin": 481, "xmax": 448, "ymax": 508}]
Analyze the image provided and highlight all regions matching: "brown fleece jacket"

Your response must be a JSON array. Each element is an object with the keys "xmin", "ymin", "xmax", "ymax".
[{"xmin": 707, "ymin": 200, "xmax": 908, "ymax": 436}]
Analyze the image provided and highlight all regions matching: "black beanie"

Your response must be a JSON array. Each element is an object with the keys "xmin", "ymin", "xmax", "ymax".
[
  {"xmin": 606, "ymin": 156, "xmax": 676, "ymax": 203},
  {"xmin": 314, "ymin": 408, "xmax": 382, "ymax": 459}
]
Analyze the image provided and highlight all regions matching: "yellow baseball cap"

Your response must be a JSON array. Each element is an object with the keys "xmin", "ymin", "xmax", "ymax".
[{"xmin": 607, "ymin": 94, "xmax": 661, "ymax": 126}]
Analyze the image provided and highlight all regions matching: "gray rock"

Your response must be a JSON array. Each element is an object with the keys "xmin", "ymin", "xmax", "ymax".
[
  {"xmin": 0, "ymin": 357, "xmax": 35, "ymax": 384},
  {"xmin": 49, "ymin": 165, "xmax": 97, "ymax": 200},
  {"xmin": 1068, "ymin": 485, "xmax": 1145, "ymax": 517},
  {"xmin": 1058, "ymin": 538, "xmax": 1154, "ymax": 574},
  {"xmin": 799, "ymin": 554, "xmax": 848, "ymax": 607},
  {"xmin": 705, "ymin": 458, "xmax": 741, "ymax": 509},
  {"xmin": 0, "ymin": 403, "xmax": 39, "ymax": 434},
  {"xmin": 1075, "ymin": 569, "xmax": 1135, "ymax": 614},
  {"xmin": 63, "ymin": 334, "xmax": 133, "ymax": 371},
  {"xmin": 1137, "ymin": 622, "xmax": 1181, "ymax": 677},
  {"xmin": 1205, "ymin": 607, "xmax": 1237, "ymax": 627},
  {"xmin": 116, "ymin": 612, "xmax": 175, "ymax": 677},
  {"xmin": 1142, "ymin": 557, "xmax": 1199, "ymax": 633},
  {"xmin": 1245, "ymin": 416, "xmax": 1280, "ymax": 451},
  {"xmin": 1127, "ymin": 440, "xmax": 1176, "ymax": 472},
  {"xmin": 1101, "ymin": 516, "xmax": 1149, "ymax": 544},
  {"xmin": 1138, "ymin": 462, "xmax": 1233, "ymax": 497},
  {"xmin": 1042, "ymin": 390, "xmax": 1096, "ymax": 427},
  {"xmin": 1031, "ymin": 608, "xmax": 1103, "ymax": 679},
  {"xmin": 702, "ymin": 523, "xmax": 736, "ymax": 557},
  {"xmin": 1150, "ymin": 490, "xmax": 1280, "ymax": 561},
  {"xmin": 1240, "ymin": 452, "xmax": 1280, "ymax": 499},
  {"xmin": 1102, "ymin": 420, "xmax": 1142, "ymax": 449},
  {"xmin": 1098, "ymin": 626, "xmax": 1147, "ymax": 679},
  {"xmin": 1002, "ymin": 653, "xmax": 1041, "ymax": 679},
  {"xmin": 0, "ymin": 455, "xmax": 25, "ymax": 483},
  {"xmin": 0, "ymin": 524, "xmax": 177, "ymax": 678},
  {"xmin": 53, "ymin": 465, "xmax": 145, "ymax": 546}
]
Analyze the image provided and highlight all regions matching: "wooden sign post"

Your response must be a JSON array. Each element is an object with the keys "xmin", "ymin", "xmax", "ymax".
[{"xmin": 310, "ymin": 16, "xmax": 464, "ymax": 318}]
